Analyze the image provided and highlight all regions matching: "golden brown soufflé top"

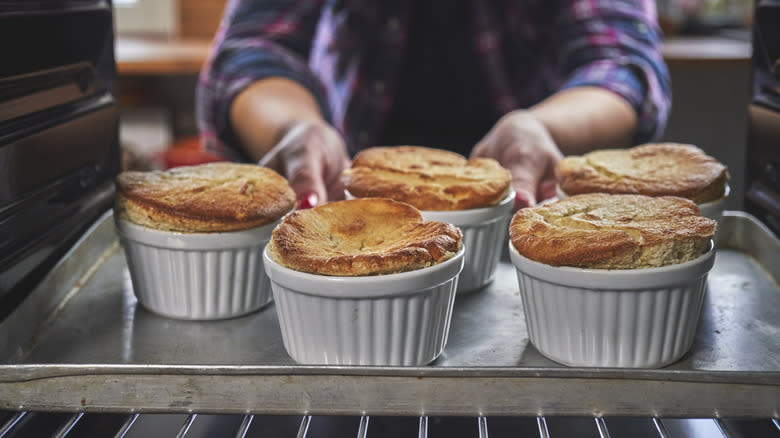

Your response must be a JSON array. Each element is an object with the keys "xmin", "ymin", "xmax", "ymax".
[
  {"xmin": 267, "ymin": 198, "xmax": 463, "ymax": 276},
  {"xmin": 115, "ymin": 162, "xmax": 296, "ymax": 232},
  {"xmin": 342, "ymin": 146, "xmax": 511, "ymax": 211},
  {"xmin": 509, "ymin": 193, "xmax": 716, "ymax": 269},
  {"xmin": 555, "ymin": 143, "xmax": 729, "ymax": 204}
]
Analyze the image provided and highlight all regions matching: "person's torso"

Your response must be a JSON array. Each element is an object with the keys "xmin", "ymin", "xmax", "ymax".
[
  {"xmin": 309, "ymin": 0, "xmax": 560, "ymax": 155},
  {"xmin": 377, "ymin": 0, "xmax": 497, "ymax": 156}
]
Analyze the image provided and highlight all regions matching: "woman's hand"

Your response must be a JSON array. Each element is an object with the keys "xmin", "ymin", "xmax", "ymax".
[
  {"xmin": 230, "ymin": 78, "xmax": 348, "ymax": 208},
  {"xmin": 258, "ymin": 120, "xmax": 350, "ymax": 208},
  {"xmin": 471, "ymin": 110, "xmax": 563, "ymax": 210}
]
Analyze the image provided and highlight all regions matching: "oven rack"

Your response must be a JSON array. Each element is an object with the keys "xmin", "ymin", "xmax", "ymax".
[{"xmin": 2, "ymin": 411, "xmax": 780, "ymax": 438}]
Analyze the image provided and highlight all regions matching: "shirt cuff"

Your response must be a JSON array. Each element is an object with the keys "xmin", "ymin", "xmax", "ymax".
[{"xmin": 561, "ymin": 57, "xmax": 670, "ymax": 144}]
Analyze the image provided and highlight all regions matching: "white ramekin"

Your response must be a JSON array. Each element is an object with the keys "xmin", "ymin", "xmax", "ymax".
[
  {"xmin": 509, "ymin": 241, "xmax": 716, "ymax": 368},
  {"xmin": 697, "ymin": 184, "xmax": 730, "ymax": 223},
  {"xmin": 115, "ymin": 216, "xmax": 283, "ymax": 320},
  {"xmin": 421, "ymin": 191, "xmax": 514, "ymax": 293},
  {"xmin": 346, "ymin": 190, "xmax": 514, "ymax": 294},
  {"xmin": 263, "ymin": 247, "xmax": 465, "ymax": 366}
]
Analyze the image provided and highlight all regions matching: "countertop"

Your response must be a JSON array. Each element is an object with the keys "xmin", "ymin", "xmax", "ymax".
[{"xmin": 115, "ymin": 34, "xmax": 753, "ymax": 75}]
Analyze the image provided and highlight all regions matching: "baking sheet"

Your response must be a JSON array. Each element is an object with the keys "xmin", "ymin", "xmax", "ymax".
[{"xmin": 0, "ymin": 211, "xmax": 777, "ymax": 416}]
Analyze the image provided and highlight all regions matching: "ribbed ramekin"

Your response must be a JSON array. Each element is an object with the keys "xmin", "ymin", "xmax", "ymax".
[
  {"xmin": 420, "ymin": 191, "xmax": 514, "ymax": 294},
  {"xmin": 698, "ymin": 184, "xmax": 730, "ymax": 221},
  {"xmin": 509, "ymin": 242, "xmax": 716, "ymax": 368},
  {"xmin": 115, "ymin": 216, "xmax": 282, "ymax": 320},
  {"xmin": 347, "ymin": 190, "xmax": 514, "ymax": 294},
  {"xmin": 263, "ymin": 247, "xmax": 465, "ymax": 366}
]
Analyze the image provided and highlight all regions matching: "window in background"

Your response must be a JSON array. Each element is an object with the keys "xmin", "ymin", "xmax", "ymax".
[
  {"xmin": 114, "ymin": 0, "xmax": 178, "ymax": 37},
  {"xmin": 657, "ymin": 0, "xmax": 753, "ymax": 35}
]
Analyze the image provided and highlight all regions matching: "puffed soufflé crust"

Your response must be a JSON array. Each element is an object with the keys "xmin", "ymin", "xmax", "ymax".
[
  {"xmin": 267, "ymin": 198, "xmax": 463, "ymax": 276},
  {"xmin": 342, "ymin": 146, "xmax": 511, "ymax": 211},
  {"xmin": 115, "ymin": 162, "xmax": 296, "ymax": 232},
  {"xmin": 556, "ymin": 143, "xmax": 729, "ymax": 204},
  {"xmin": 509, "ymin": 193, "xmax": 716, "ymax": 269}
]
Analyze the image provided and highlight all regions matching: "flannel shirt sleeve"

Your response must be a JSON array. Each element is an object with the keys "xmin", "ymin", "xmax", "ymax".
[
  {"xmin": 196, "ymin": 0, "xmax": 329, "ymax": 160},
  {"xmin": 556, "ymin": 0, "xmax": 672, "ymax": 143}
]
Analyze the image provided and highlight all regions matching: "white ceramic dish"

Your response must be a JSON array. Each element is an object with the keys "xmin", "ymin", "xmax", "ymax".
[
  {"xmin": 346, "ymin": 190, "xmax": 514, "ymax": 294},
  {"xmin": 697, "ymin": 184, "xmax": 730, "ymax": 222},
  {"xmin": 116, "ymin": 216, "xmax": 282, "ymax": 320},
  {"xmin": 263, "ymin": 246, "xmax": 465, "ymax": 366},
  {"xmin": 509, "ymin": 241, "xmax": 716, "ymax": 368}
]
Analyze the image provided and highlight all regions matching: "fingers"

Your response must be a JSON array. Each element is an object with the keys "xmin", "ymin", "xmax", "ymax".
[
  {"xmin": 262, "ymin": 113, "xmax": 565, "ymax": 212},
  {"xmin": 257, "ymin": 125, "xmax": 328, "ymax": 207},
  {"xmin": 259, "ymin": 152, "xmax": 327, "ymax": 209},
  {"xmin": 470, "ymin": 139, "xmax": 488, "ymax": 158},
  {"xmin": 508, "ymin": 153, "xmax": 563, "ymax": 209},
  {"xmin": 537, "ymin": 175, "xmax": 558, "ymax": 204},
  {"xmin": 326, "ymin": 156, "xmax": 351, "ymax": 202},
  {"xmin": 510, "ymin": 173, "xmax": 558, "ymax": 209},
  {"xmin": 507, "ymin": 164, "xmax": 540, "ymax": 209},
  {"xmin": 513, "ymin": 190, "xmax": 533, "ymax": 211},
  {"xmin": 258, "ymin": 121, "xmax": 349, "ymax": 208},
  {"xmin": 287, "ymin": 157, "xmax": 330, "ymax": 208},
  {"xmin": 471, "ymin": 111, "xmax": 562, "ymax": 211}
]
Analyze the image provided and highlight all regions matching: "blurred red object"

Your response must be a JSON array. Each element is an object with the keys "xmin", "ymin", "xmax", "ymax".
[
  {"xmin": 296, "ymin": 192, "xmax": 319, "ymax": 210},
  {"xmin": 162, "ymin": 136, "xmax": 223, "ymax": 169}
]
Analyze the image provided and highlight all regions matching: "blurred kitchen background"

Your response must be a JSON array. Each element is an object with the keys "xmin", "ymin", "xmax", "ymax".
[{"xmin": 115, "ymin": 0, "xmax": 755, "ymax": 212}]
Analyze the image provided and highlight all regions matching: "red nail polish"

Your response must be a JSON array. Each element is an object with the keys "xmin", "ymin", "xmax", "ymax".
[
  {"xmin": 296, "ymin": 192, "xmax": 319, "ymax": 209},
  {"xmin": 514, "ymin": 192, "xmax": 532, "ymax": 210}
]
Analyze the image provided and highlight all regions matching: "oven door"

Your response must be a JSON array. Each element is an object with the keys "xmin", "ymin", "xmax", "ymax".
[{"xmin": 0, "ymin": 0, "xmax": 119, "ymax": 320}]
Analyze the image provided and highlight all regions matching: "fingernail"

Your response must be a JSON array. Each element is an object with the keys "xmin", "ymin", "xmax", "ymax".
[
  {"xmin": 296, "ymin": 192, "xmax": 319, "ymax": 210},
  {"xmin": 514, "ymin": 192, "xmax": 534, "ymax": 210}
]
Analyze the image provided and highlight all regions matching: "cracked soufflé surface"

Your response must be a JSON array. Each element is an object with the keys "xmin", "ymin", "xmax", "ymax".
[
  {"xmin": 115, "ymin": 162, "xmax": 295, "ymax": 232},
  {"xmin": 509, "ymin": 193, "xmax": 716, "ymax": 269},
  {"xmin": 267, "ymin": 198, "xmax": 462, "ymax": 276},
  {"xmin": 555, "ymin": 143, "xmax": 729, "ymax": 204},
  {"xmin": 342, "ymin": 146, "xmax": 511, "ymax": 211}
]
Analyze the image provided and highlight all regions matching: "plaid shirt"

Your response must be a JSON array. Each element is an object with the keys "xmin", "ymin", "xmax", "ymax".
[{"xmin": 197, "ymin": 0, "xmax": 671, "ymax": 160}]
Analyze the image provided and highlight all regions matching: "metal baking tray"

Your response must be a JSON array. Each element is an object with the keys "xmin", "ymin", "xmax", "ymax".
[{"xmin": 0, "ymin": 211, "xmax": 777, "ymax": 417}]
